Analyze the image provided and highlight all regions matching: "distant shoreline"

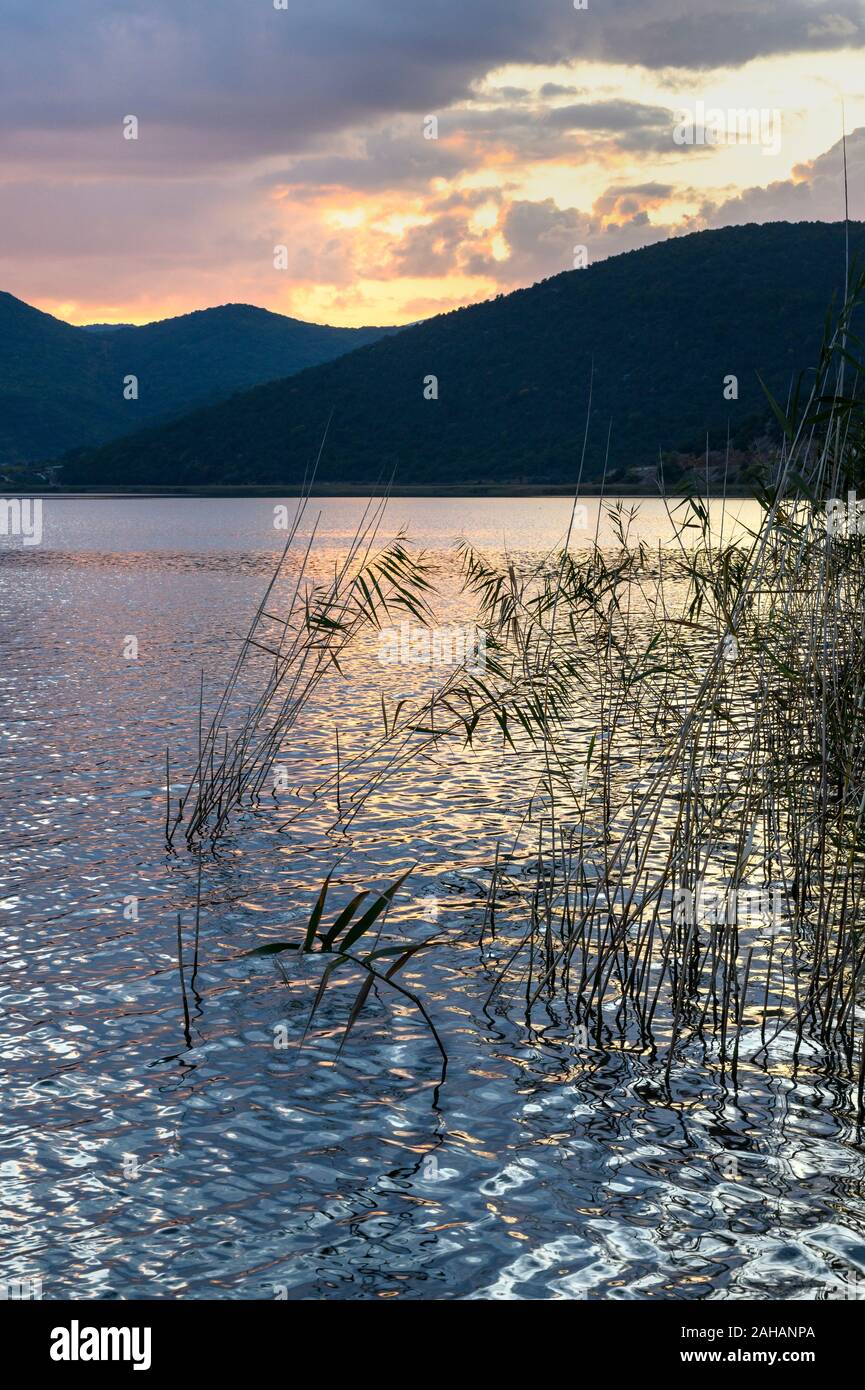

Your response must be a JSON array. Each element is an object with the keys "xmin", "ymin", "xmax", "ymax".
[{"xmin": 24, "ymin": 484, "xmax": 759, "ymax": 500}]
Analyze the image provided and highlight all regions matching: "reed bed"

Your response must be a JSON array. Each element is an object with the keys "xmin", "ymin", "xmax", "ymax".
[
  {"xmin": 445, "ymin": 269, "xmax": 865, "ymax": 1114},
  {"xmin": 172, "ymin": 270, "xmax": 865, "ymax": 1109}
]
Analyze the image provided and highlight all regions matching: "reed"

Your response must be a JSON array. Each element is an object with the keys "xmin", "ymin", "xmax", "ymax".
[
  {"xmin": 243, "ymin": 867, "xmax": 447, "ymax": 1070},
  {"xmin": 166, "ymin": 478, "xmax": 436, "ymax": 850},
  {"xmin": 172, "ymin": 270, "xmax": 865, "ymax": 1098},
  {"xmin": 436, "ymin": 265, "xmax": 865, "ymax": 1115}
]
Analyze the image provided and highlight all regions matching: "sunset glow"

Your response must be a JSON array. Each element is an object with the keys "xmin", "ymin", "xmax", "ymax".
[{"xmin": 2, "ymin": 4, "xmax": 864, "ymax": 327}]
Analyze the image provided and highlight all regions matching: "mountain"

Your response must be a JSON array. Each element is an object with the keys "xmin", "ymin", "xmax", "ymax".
[
  {"xmin": 53, "ymin": 222, "xmax": 865, "ymax": 488},
  {"xmin": 0, "ymin": 295, "xmax": 394, "ymax": 465}
]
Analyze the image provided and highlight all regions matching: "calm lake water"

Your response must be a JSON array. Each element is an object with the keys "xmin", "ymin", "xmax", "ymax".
[{"xmin": 2, "ymin": 496, "xmax": 864, "ymax": 1301}]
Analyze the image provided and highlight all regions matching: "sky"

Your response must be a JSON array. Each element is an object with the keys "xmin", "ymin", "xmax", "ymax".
[{"xmin": 2, "ymin": 0, "xmax": 865, "ymax": 327}]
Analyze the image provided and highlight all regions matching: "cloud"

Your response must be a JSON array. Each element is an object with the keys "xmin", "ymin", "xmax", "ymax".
[
  {"xmin": 539, "ymin": 83, "xmax": 587, "ymax": 99},
  {"xmin": 368, "ymin": 179, "xmax": 680, "ymax": 289},
  {"xmin": 3, "ymin": 1, "xmax": 865, "ymax": 325},
  {"xmin": 592, "ymin": 182, "xmax": 675, "ymax": 216},
  {"xmin": 546, "ymin": 100, "xmax": 672, "ymax": 131},
  {"xmin": 387, "ymin": 213, "xmax": 475, "ymax": 278},
  {"xmin": 807, "ymin": 13, "xmax": 859, "ymax": 40},
  {"xmin": 1, "ymin": 1, "xmax": 862, "ymax": 170},
  {"xmin": 478, "ymin": 195, "xmax": 673, "ymax": 283},
  {"xmin": 479, "ymin": 126, "xmax": 865, "ymax": 289},
  {"xmin": 0, "ymin": 169, "xmax": 360, "ymax": 314},
  {"xmin": 261, "ymin": 98, "xmax": 680, "ymax": 202},
  {"xmin": 268, "ymin": 126, "xmax": 470, "ymax": 194},
  {"xmin": 703, "ymin": 126, "xmax": 865, "ymax": 225}
]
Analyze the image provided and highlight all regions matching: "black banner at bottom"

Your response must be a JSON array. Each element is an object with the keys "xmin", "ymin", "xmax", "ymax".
[{"xmin": 1, "ymin": 1294, "xmax": 852, "ymax": 1375}]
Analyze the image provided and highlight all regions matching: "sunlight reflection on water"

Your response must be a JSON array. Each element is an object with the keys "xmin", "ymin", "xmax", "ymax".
[{"xmin": 1, "ymin": 497, "xmax": 864, "ymax": 1301}]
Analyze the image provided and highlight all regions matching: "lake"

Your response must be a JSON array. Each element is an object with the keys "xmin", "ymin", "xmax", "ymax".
[{"xmin": 1, "ymin": 495, "xmax": 863, "ymax": 1301}]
